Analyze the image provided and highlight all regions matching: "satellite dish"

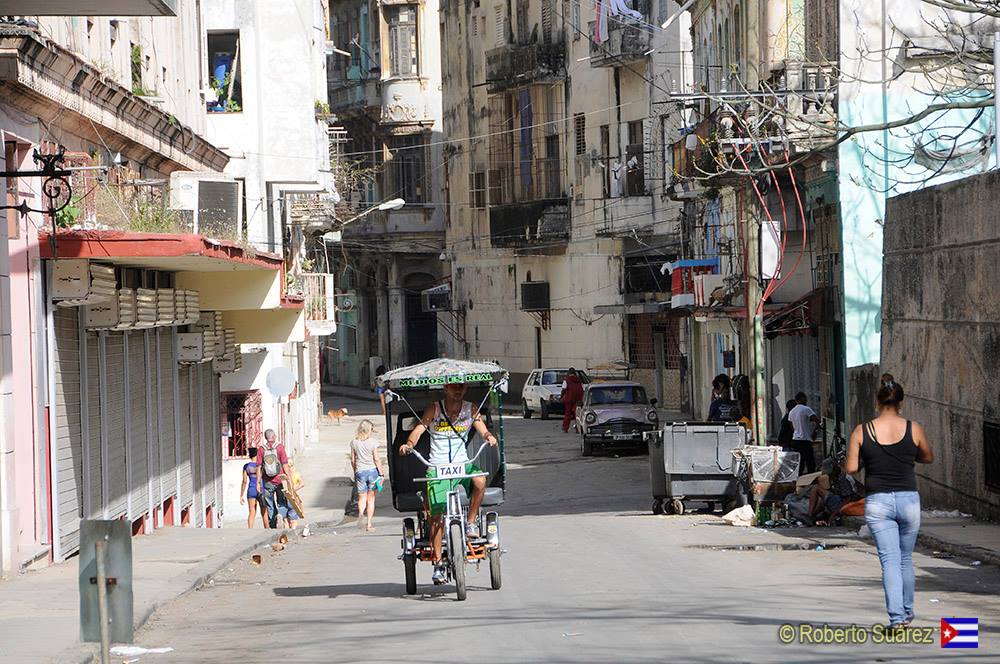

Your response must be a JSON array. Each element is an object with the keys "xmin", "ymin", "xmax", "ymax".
[{"xmin": 266, "ymin": 367, "xmax": 297, "ymax": 399}]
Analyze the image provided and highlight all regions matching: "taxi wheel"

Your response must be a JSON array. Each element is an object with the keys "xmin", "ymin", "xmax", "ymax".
[
  {"xmin": 403, "ymin": 553, "xmax": 417, "ymax": 595},
  {"xmin": 522, "ymin": 400, "xmax": 532, "ymax": 419},
  {"xmin": 489, "ymin": 548, "xmax": 502, "ymax": 590},
  {"xmin": 449, "ymin": 521, "xmax": 467, "ymax": 601}
]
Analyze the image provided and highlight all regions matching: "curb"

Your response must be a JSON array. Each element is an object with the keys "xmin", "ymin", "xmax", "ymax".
[
  {"xmin": 64, "ymin": 530, "xmax": 286, "ymax": 664},
  {"xmin": 844, "ymin": 516, "xmax": 1000, "ymax": 568}
]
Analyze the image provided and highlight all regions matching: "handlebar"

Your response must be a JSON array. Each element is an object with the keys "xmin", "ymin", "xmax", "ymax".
[{"xmin": 405, "ymin": 440, "xmax": 491, "ymax": 468}]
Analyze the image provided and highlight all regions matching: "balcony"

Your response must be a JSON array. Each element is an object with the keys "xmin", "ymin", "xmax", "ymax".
[
  {"xmin": 329, "ymin": 79, "xmax": 379, "ymax": 115},
  {"xmin": 300, "ymin": 273, "xmax": 337, "ymax": 337},
  {"xmin": 588, "ymin": 0, "xmax": 651, "ymax": 68},
  {"xmin": 485, "ymin": 42, "xmax": 565, "ymax": 94},
  {"xmin": 489, "ymin": 198, "xmax": 569, "ymax": 252}
]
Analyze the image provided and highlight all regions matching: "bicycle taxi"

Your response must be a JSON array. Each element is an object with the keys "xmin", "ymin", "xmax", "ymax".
[{"xmin": 378, "ymin": 358, "xmax": 508, "ymax": 600}]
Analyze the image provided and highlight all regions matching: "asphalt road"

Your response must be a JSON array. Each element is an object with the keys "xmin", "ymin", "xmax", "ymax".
[{"xmin": 132, "ymin": 411, "xmax": 1000, "ymax": 663}]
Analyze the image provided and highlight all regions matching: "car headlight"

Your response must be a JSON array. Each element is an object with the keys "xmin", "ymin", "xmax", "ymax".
[
  {"xmin": 646, "ymin": 410, "xmax": 658, "ymax": 422},
  {"xmin": 585, "ymin": 411, "xmax": 597, "ymax": 424}
]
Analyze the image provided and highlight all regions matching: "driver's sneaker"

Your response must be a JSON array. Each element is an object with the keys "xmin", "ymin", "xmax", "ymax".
[
  {"xmin": 465, "ymin": 521, "xmax": 479, "ymax": 538},
  {"xmin": 431, "ymin": 564, "xmax": 447, "ymax": 585}
]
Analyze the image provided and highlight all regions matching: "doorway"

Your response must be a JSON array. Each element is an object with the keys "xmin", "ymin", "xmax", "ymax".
[{"xmin": 403, "ymin": 273, "xmax": 438, "ymax": 364}]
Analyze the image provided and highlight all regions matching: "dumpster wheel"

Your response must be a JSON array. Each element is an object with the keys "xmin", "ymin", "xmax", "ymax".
[
  {"xmin": 670, "ymin": 499, "xmax": 685, "ymax": 515},
  {"xmin": 652, "ymin": 499, "xmax": 665, "ymax": 515}
]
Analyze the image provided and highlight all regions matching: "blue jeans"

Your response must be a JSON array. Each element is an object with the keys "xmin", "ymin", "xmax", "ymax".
[
  {"xmin": 262, "ymin": 482, "xmax": 300, "ymax": 528},
  {"xmin": 865, "ymin": 491, "xmax": 921, "ymax": 625}
]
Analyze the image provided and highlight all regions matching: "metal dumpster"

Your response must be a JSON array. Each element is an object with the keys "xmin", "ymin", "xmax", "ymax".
[{"xmin": 647, "ymin": 422, "xmax": 750, "ymax": 515}]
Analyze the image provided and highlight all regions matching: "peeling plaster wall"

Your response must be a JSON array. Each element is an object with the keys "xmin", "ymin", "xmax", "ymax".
[{"xmin": 882, "ymin": 172, "xmax": 1000, "ymax": 521}]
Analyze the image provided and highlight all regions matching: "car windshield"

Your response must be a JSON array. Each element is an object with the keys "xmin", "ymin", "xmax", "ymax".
[
  {"xmin": 541, "ymin": 370, "xmax": 591, "ymax": 385},
  {"xmin": 588, "ymin": 386, "xmax": 648, "ymax": 405}
]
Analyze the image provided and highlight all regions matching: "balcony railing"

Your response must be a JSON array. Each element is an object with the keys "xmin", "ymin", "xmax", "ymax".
[
  {"xmin": 329, "ymin": 79, "xmax": 378, "ymax": 113},
  {"xmin": 588, "ymin": 0, "xmax": 651, "ymax": 67},
  {"xmin": 300, "ymin": 272, "xmax": 337, "ymax": 336},
  {"xmin": 485, "ymin": 42, "xmax": 565, "ymax": 94}
]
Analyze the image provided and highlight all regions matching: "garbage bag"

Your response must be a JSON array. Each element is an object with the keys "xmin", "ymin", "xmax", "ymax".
[{"xmin": 722, "ymin": 504, "xmax": 755, "ymax": 527}]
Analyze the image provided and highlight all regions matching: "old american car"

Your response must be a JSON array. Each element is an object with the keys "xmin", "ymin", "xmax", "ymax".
[{"xmin": 575, "ymin": 381, "xmax": 658, "ymax": 456}]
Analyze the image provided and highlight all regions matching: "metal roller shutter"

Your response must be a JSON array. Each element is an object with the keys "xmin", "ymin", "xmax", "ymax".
[
  {"xmin": 52, "ymin": 307, "xmax": 83, "ymax": 557},
  {"xmin": 191, "ymin": 364, "xmax": 205, "ymax": 528},
  {"xmin": 144, "ymin": 330, "xmax": 160, "ymax": 510},
  {"xmin": 177, "ymin": 364, "xmax": 193, "ymax": 508},
  {"xmin": 126, "ymin": 332, "xmax": 148, "ymax": 520},
  {"xmin": 203, "ymin": 366, "xmax": 220, "ymax": 515},
  {"xmin": 86, "ymin": 333, "xmax": 102, "ymax": 518},
  {"xmin": 158, "ymin": 330, "xmax": 177, "ymax": 502},
  {"xmin": 104, "ymin": 334, "xmax": 128, "ymax": 519}
]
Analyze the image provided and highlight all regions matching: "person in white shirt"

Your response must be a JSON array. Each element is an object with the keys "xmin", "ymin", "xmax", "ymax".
[{"xmin": 787, "ymin": 392, "xmax": 820, "ymax": 474}]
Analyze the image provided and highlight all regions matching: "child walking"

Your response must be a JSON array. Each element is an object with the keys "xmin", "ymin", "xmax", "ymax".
[{"xmin": 350, "ymin": 420, "xmax": 384, "ymax": 532}]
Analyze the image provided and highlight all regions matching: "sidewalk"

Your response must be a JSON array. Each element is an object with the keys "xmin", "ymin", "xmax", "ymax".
[
  {"xmin": 0, "ymin": 526, "xmax": 281, "ymax": 664},
  {"xmin": 0, "ymin": 407, "xmax": 357, "ymax": 664},
  {"xmin": 846, "ymin": 513, "xmax": 1000, "ymax": 567}
]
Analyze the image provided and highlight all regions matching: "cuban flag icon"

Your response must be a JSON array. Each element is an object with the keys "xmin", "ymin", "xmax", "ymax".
[{"xmin": 940, "ymin": 618, "xmax": 979, "ymax": 648}]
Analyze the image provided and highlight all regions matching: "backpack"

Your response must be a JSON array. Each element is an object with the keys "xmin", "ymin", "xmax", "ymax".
[{"xmin": 262, "ymin": 443, "xmax": 282, "ymax": 478}]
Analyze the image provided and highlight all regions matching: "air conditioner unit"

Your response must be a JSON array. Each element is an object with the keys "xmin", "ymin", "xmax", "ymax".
[
  {"xmin": 52, "ymin": 260, "xmax": 116, "ymax": 306},
  {"xmin": 520, "ymin": 281, "xmax": 550, "ymax": 312},
  {"xmin": 169, "ymin": 172, "xmax": 242, "ymax": 237}
]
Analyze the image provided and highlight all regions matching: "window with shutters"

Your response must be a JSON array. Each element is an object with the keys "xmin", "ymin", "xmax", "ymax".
[
  {"xmin": 572, "ymin": 0, "xmax": 581, "ymax": 40},
  {"xmin": 544, "ymin": 134, "xmax": 561, "ymax": 198},
  {"xmin": 574, "ymin": 114, "xmax": 586, "ymax": 155},
  {"xmin": 495, "ymin": 5, "xmax": 507, "ymax": 46},
  {"xmin": 541, "ymin": 0, "xmax": 553, "ymax": 43},
  {"xmin": 469, "ymin": 172, "xmax": 486, "ymax": 209},
  {"xmin": 387, "ymin": 5, "xmax": 418, "ymax": 77}
]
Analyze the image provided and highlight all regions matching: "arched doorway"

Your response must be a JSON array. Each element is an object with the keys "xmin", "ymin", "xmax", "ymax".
[{"xmin": 403, "ymin": 273, "xmax": 438, "ymax": 364}]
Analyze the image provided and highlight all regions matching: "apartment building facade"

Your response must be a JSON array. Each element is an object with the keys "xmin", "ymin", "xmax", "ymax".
[
  {"xmin": 439, "ymin": 0, "xmax": 690, "ymax": 402},
  {"xmin": 325, "ymin": 0, "xmax": 448, "ymax": 387}
]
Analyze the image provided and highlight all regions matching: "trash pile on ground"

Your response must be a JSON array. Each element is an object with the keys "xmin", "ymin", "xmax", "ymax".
[{"xmin": 725, "ymin": 447, "xmax": 865, "ymax": 528}]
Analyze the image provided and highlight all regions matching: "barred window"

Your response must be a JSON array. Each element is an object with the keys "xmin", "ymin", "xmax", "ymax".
[{"xmin": 574, "ymin": 113, "xmax": 586, "ymax": 155}]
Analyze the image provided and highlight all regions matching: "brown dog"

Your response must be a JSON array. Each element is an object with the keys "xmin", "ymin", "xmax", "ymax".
[{"xmin": 327, "ymin": 407, "xmax": 348, "ymax": 424}]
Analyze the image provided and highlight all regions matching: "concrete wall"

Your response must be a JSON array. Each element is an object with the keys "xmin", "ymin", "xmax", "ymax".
[{"xmin": 882, "ymin": 172, "xmax": 1000, "ymax": 521}]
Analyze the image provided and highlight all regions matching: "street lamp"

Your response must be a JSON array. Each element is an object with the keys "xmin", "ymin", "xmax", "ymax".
[{"xmin": 322, "ymin": 198, "xmax": 405, "ymax": 243}]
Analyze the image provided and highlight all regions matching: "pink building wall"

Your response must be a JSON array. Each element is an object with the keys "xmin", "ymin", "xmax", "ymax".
[{"xmin": 2, "ymin": 115, "xmax": 48, "ymax": 565}]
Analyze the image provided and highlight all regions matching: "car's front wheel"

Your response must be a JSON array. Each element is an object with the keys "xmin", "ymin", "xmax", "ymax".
[
  {"xmin": 581, "ymin": 435, "xmax": 593, "ymax": 457},
  {"xmin": 539, "ymin": 400, "xmax": 550, "ymax": 420}
]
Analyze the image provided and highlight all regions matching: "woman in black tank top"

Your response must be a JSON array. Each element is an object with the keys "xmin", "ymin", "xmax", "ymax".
[{"xmin": 845, "ymin": 374, "xmax": 934, "ymax": 629}]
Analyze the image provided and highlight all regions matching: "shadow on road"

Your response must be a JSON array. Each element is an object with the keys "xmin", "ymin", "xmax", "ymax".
[{"xmin": 272, "ymin": 582, "xmax": 493, "ymax": 600}]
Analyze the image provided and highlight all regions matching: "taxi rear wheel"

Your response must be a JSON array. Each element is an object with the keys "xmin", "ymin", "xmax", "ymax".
[{"xmin": 521, "ymin": 400, "xmax": 532, "ymax": 419}]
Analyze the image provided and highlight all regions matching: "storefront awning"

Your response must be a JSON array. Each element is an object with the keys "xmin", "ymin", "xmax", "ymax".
[{"xmin": 593, "ymin": 302, "xmax": 666, "ymax": 315}]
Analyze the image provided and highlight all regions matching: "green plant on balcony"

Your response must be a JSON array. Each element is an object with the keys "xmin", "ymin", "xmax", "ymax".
[
  {"xmin": 211, "ymin": 72, "xmax": 242, "ymax": 112},
  {"xmin": 131, "ymin": 197, "xmax": 182, "ymax": 233},
  {"xmin": 314, "ymin": 100, "xmax": 331, "ymax": 115},
  {"xmin": 54, "ymin": 197, "xmax": 82, "ymax": 228},
  {"xmin": 300, "ymin": 257, "xmax": 316, "ymax": 272}
]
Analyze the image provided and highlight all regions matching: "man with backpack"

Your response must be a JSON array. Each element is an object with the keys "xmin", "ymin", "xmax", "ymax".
[{"xmin": 255, "ymin": 429, "xmax": 300, "ymax": 529}]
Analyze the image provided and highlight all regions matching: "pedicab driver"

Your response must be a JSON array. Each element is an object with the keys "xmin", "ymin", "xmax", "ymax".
[{"xmin": 399, "ymin": 382, "xmax": 498, "ymax": 584}]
